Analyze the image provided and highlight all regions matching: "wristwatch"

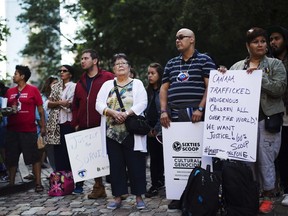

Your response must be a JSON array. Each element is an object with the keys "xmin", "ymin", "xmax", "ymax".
[{"xmin": 197, "ymin": 106, "xmax": 204, "ymax": 112}]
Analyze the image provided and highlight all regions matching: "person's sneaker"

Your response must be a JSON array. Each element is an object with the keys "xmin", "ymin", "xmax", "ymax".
[
  {"xmin": 168, "ymin": 200, "xmax": 181, "ymax": 211},
  {"xmin": 0, "ymin": 175, "xmax": 9, "ymax": 183},
  {"xmin": 259, "ymin": 199, "xmax": 274, "ymax": 214},
  {"xmin": 73, "ymin": 185, "xmax": 83, "ymax": 194},
  {"xmin": 281, "ymin": 194, "xmax": 288, "ymax": 206},
  {"xmin": 107, "ymin": 201, "xmax": 121, "ymax": 210},
  {"xmin": 145, "ymin": 186, "xmax": 158, "ymax": 198},
  {"xmin": 136, "ymin": 200, "xmax": 146, "ymax": 209}
]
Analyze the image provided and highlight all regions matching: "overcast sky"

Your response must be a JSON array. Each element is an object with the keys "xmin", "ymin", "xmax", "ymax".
[{"xmin": 0, "ymin": 0, "xmax": 80, "ymax": 79}]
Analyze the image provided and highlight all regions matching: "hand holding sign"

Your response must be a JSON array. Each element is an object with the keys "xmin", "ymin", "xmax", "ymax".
[{"xmin": 203, "ymin": 70, "xmax": 262, "ymax": 162}]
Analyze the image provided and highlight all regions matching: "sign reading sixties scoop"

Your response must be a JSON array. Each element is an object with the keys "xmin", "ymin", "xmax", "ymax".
[
  {"xmin": 203, "ymin": 70, "xmax": 262, "ymax": 162},
  {"xmin": 163, "ymin": 122, "xmax": 212, "ymax": 200}
]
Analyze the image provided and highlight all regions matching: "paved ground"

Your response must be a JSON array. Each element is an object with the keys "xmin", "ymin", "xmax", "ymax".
[
  {"xmin": 0, "ymin": 156, "xmax": 182, "ymax": 216},
  {"xmin": 0, "ymin": 156, "xmax": 288, "ymax": 215}
]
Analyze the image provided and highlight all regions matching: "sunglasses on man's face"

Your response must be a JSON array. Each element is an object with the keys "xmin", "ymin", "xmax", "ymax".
[{"xmin": 175, "ymin": 35, "xmax": 191, "ymax": 40}]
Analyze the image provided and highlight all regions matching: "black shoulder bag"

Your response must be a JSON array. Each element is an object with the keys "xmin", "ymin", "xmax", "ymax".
[{"xmin": 114, "ymin": 80, "xmax": 151, "ymax": 135}]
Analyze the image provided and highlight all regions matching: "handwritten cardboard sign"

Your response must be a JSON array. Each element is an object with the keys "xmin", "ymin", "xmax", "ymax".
[
  {"xmin": 162, "ymin": 122, "xmax": 212, "ymax": 199},
  {"xmin": 203, "ymin": 70, "xmax": 262, "ymax": 162},
  {"xmin": 65, "ymin": 127, "xmax": 110, "ymax": 182}
]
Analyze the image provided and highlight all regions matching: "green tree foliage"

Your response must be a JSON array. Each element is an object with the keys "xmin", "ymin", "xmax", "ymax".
[
  {"xmin": 65, "ymin": 0, "xmax": 183, "ymax": 80},
  {"xmin": 17, "ymin": 0, "xmax": 288, "ymax": 82},
  {"xmin": 17, "ymin": 0, "xmax": 62, "ymax": 80},
  {"xmin": 0, "ymin": 17, "xmax": 10, "ymax": 62},
  {"xmin": 180, "ymin": 0, "xmax": 288, "ymax": 67},
  {"xmin": 65, "ymin": 0, "xmax": 288, "ymax": 80}
]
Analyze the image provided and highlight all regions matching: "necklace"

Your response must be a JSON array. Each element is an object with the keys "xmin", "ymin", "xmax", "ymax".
[{"xmin": 177, "ymin": 58, "xmax": 193, "ymax": 82}]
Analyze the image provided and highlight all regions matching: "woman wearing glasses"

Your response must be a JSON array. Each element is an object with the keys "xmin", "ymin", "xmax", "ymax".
[
  {"xmin": 96, "ymin": 53, "xmax": 147, "ymax": 210},
  {"xmin": 45, "ymin": 65, "xmax": 76, "ymax": 172}
]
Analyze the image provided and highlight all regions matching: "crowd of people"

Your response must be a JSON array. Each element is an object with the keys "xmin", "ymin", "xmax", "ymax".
[{"xmin": 0, "ymin": 25, "xmax": 288, "ymax": 214}]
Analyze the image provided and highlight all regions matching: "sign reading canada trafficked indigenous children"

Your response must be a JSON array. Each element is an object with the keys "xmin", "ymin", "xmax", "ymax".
[
  {"xmin": 65, "ymin": 127, "xmax": 110, "ymax": 182},
  {"xmin": 203, "ymin": 70, "xmax": 262, "ymax": 162},
  {"xmin": 162, "ymin": 122, "xmax": 212, "ymax": 200}
]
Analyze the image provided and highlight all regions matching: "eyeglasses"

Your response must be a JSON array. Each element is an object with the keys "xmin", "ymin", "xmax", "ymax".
[
  {"xmin": 114, "ymin": 62, "xmax": 128, "ymax": 67},
  {"xmin": 175, "ymin": 35, "xmax": 191, "ymax": 40},
  {"xmin": 59, "ymin": 69, "xmax": 69, "ymax": 73}
]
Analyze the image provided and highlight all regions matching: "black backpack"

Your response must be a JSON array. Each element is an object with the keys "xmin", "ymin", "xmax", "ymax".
[
  {"xmin": 180, "ymin": 165, "xmax": 221, "ymax": 216},
  {"xmin": 221, "ymin": 160, "xmax": 259, "ymax": 216}
]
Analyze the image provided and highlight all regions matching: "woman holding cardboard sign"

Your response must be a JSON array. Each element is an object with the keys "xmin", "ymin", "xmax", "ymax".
[{"xmin": 227, "ymin": 27, "xmax": 286, "ymax": 214}]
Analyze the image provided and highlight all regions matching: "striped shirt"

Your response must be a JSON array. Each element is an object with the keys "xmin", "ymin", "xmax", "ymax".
[{"xmin": 163, "ymin": 50, "xmax": 216, "ymax": 106}]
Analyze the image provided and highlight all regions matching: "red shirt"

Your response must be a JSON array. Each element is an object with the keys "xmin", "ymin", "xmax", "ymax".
[{"xmin": 6, "ymin": 84, "xmax": 43, "ymax": 132}]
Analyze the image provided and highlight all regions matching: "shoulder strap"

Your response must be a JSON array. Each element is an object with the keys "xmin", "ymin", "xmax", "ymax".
[{"xmin": 114, "ymin": 80, "xmax": 126, "ymax": 112}]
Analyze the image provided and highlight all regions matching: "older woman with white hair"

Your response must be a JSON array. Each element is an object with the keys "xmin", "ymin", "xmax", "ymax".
[{"xmin": 96, "ymin": 53, "xmax": 147, "ymax": 210}]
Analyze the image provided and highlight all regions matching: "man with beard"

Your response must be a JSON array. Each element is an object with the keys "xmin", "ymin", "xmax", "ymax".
[
  {"xmin": 71, "ymin": 49, "xmax": 114, "ymax": 198},
  {"xmin": 268, "ymin": 26, "xmax": 288, "ymax": 206}
]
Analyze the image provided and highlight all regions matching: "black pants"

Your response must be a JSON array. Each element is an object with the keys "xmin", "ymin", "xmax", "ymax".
[
  {"xmin": 147, "ymin": 136, "xmax": 164, "ymax": 187},
  {"xmin": 277, "ymin": 126, "xmax": 288, "ymax": 193},
  {"xmin": 54, "ymin": 123, "xmax": 74, "ymax": 171},
  {"xmin": 107, "ymin": 135, "xmax": 146, "ymax": 196}
]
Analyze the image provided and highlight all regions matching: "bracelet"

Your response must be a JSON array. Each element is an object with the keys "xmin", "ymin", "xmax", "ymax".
[
  {"xmin": 161, "ymin": 110, "xmax": 167, "ymax": 114},
  {"xmin": 104, "ymin": 108, "xmax": 108, "ymax": 116},
  {"xmin": 125, "ymin": 111, "xmax": 129, "ymax": 116}
]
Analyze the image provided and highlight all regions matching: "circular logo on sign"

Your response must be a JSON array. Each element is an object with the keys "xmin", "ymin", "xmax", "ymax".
[
  {"xmin": 78, "ymin": 169, "xmax": 87, "ymax": 178},
  {"xmin": 173, "ymin": 141, "xmax": 182, "ymax": 152}
]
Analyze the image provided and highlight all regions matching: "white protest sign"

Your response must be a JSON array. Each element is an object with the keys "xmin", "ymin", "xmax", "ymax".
[
  {"xmin": 203, "ymin": 70, "xmax": 262, "ymax": 162},
  {"xmin": 162, "ymin": 122, "xmax": 212, "ymax": 200},
  {"xmin": 65, "ymin": 127, "xmax": 110, "ymax": 182},
  {"xmin": 1, "ymin": 97, "xmax": 7, "ymax": 108}
]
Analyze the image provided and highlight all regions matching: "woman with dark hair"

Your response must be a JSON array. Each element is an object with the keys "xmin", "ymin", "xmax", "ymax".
[
  {"xmin": 228, "ymin": 27, "xmax": 286, "ymax": 214},
  {"xmin": 144, "ymin": 63, "xmax": 165, "ymax": 198},
  {"xmin": 41, "ymin": 77, "xmax": 58, "ymax": 98},
  {"xmin": 96, "ymin": 53, "xmax": 147, "ymax": 210},
  {"xmin": 40, "ymin": 76, "xmax": 58, "ymax": 170},
  {"xmin": 45, "ymin": 65, "xmax": 76, "ymax": 172}
]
